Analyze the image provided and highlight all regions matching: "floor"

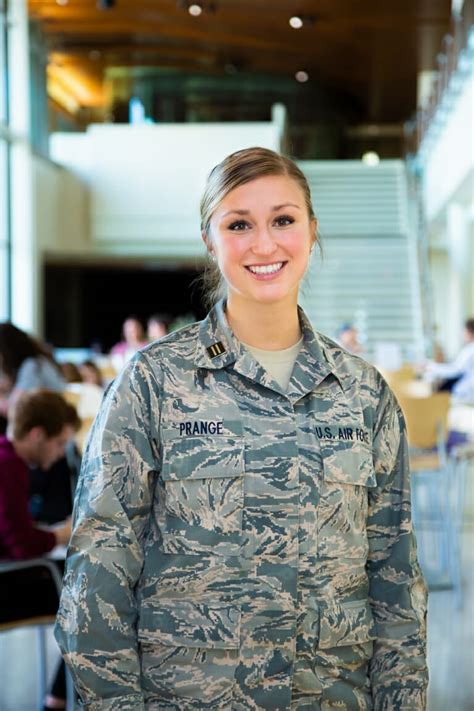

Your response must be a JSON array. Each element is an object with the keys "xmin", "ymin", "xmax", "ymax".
[{"xmin": 1, "ymin": 467, "xmax": 473, "ymax": 711}]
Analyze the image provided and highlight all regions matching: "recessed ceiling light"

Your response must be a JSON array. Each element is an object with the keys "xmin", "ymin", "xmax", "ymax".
[
  {"xmin": 362, "ymin": 151, "xmax": 380, "ymax": 166},
  {"xmin": 295, "ymin": 70, "xmax": 309, "ymax": 83},
  {"xmin": 188, "ymin": 3, "xmax": 203, "ymax": 15},
  {"xmin": 56, "ymin": 0, "xmax": 68, "ymax": 5},
  {"xmin": 289, "ymin": 16, "xmax": 303, "ymax": 29}
]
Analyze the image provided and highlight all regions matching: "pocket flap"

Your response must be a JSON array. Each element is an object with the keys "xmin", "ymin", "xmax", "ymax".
[
  {"xmin": 323, "ymin": 447, "xmax": 376, "ymax": 488},
  {"xmin": 319, "ymin": 599, "xmax": 376, "ymax": 649},
  {"xmin": 138, "ymin": 600, "xmax": 241, "ymax": 649},
  {"xmin": 162, "ymin": 436, "xmax": 244, "ymax": 481}
]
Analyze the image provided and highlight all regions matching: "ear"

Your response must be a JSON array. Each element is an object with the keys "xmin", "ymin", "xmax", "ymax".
[
  {"xmin": 310, "ymin": 217, "xmax": 318, "ymax": 249},
  {"xmin": 202, "ymin": 230, "xmax": 215, "ymax": 258},
  {"xmin": 28, "ymin": 425, "xmax": 46, "ymax": 444}
]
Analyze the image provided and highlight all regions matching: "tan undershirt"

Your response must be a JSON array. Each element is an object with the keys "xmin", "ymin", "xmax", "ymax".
[{"xmin": 242, "ymin": 336, "xmax": 304, "ymax": 390}]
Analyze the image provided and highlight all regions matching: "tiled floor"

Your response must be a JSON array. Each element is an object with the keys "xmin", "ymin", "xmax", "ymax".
[
  {"xmin": 0, "ymin": 622, "xmax": 60, "ymax": 710},
  {"xmin": 1, "ymin": 468, "xmax": 473, "ymax": 711}
]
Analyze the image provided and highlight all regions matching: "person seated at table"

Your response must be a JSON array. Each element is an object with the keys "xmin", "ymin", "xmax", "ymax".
[
  {"xmin": 147, "ymin": 313, "xmax": 169, "ymax": 342},
  {"xmin": 0, "ymin": 389, "xmax": 80, "ymax": 710},
  {"xmin": 110, "ymin": 316, "xmax": 148, "ymax": 371},
  {"xmin": 79, "ymin": 359, "xmax": 104, "ymax": 388},
  {"xmin": 425, "ymin": 317, "xmax": 474, "ymax": 403},
  {"xmin": 0, "ymin": 322, "xmax": 66, "ymax": 418},
  {"xmin": 0, "ymin": 324, "xmax": 76, "ymax": 525},
  {"xmin": 0, "ymin": 388, "xmax": 79, "ymax": 561},
  {"xmin": 335, "ymin": 321, "xmax": 364, "ymax": 355},
  {"xmin": 59, "ymin": 361, "xmax": 82, "ymax": 384}
]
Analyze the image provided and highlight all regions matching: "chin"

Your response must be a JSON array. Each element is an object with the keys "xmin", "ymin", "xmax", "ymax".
[{"xmin": 250, "ymin": 285, "xmax": 298, "ymax": 305}]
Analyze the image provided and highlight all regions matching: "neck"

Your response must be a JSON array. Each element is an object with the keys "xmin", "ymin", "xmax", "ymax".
[{"xmin": 226, "ymin": 296, "xmax": 301, "ymax": 350}]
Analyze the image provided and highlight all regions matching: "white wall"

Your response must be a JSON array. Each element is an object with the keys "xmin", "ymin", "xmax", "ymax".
[
  {"xmin": 34, "ymin": 156, "xmax": 89, "ymax": 254},
  {"xmin": 421, "ymin": 60, "xmax": 474, "ymax": 355},
  {"xmin": 49, "ymin": 122, "xmax": 281, "ymax": 258},
  {"xmin": 423, "ymin": 74, "xmax": 474, "ymax": 222}
]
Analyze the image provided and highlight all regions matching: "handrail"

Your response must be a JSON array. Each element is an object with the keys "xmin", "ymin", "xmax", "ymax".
[{"xmin": 0, "ymin": 557, "xmax": 63, "ymax": 593}]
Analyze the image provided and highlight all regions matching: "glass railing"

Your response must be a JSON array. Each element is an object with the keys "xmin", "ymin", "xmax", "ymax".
[{"xmin": 405, "ymin": 5, "xmax": 473, "ymax": 156}]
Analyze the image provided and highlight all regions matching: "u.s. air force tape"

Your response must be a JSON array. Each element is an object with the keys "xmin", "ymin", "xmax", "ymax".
[{"xmin": 206, "ymin": 341, "xmax": 226, "ymax": 359}]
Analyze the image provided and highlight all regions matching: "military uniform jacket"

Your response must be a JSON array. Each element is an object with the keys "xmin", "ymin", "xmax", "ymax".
[{"xmin": 55, "ymin": 301, "xmax": 428, "ymax": 711}]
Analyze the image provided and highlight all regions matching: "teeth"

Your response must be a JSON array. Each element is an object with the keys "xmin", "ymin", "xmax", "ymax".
[{"xmin": 248, "ymin": 262, "xmax": 283, "ymax": 275}]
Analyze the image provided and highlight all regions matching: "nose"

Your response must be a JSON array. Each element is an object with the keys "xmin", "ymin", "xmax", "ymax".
[{"xmin": 251, "ymin": 226, "xmax": 277, "ymax": 257}]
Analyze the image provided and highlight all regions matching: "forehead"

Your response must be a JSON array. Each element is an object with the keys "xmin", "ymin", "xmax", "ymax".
[
  {"xmin": 47, "ymin": 425, "xmax": 74, "ymax": 444},
  {"xmin": 218, "ymin": 174, "xmax": 306, "ymax": 209}
]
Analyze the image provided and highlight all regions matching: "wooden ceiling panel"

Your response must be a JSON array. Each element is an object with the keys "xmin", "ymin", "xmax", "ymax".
[{"xmin": 28, "ymin": 0, "xmax": 454, "ymax": 123}]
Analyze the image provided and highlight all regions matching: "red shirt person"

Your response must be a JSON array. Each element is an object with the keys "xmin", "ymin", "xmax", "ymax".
[{"xmin": 0, "ymin": 389, "xmax": 80, "ymax": 560}]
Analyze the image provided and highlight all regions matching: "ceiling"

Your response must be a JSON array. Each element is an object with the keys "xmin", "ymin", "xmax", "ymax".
[{"xmin": 28, "ymin": 0, "xmax": 454, "ymax": 126}]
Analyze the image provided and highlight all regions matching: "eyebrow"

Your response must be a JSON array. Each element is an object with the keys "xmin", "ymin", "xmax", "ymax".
[{"xmin": 221, "ymin": 203, "xmax": 301, "ymax": 218}]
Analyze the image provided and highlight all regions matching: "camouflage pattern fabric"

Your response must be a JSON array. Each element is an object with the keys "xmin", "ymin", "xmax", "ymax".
[{"xmin": 55, "ymin": 300, "xmax": 428, "ymax": 710}]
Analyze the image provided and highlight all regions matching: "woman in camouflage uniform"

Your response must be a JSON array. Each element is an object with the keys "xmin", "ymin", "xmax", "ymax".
[{"xmin": 55, "ymin": 148, "xmax": 428, "ymax": 710}]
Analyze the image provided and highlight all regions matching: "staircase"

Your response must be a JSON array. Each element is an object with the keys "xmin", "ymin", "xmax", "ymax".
[{"xmin": 298, "ymin": 160, "xmax": 426, "ymax": 364}]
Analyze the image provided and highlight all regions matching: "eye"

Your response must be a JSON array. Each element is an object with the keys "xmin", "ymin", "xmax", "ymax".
[
  {"xmin": 274, "ymin": 214, "xmax": 295, "ymax": 227},
  {"xmin": 228, "ymin": 220, "xmax": 251, "ymax": 231}
]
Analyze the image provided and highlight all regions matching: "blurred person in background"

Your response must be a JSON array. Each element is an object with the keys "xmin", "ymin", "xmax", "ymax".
[
  {"xmin": 147, "ymin": 313, "xmax": 169, "ymax": 342},
  {"xmin": 59, "ymin": 361, "xmax": 82, "ymax": 384},
  {"xmin": 0, "ymin": 324, "xmax": 78, "ymax": 525},
  {"xmin": 79, "ymin": 360, "xmax": 104, "ymax": 388},
  {"xmin": 335, "ymin": 322, "xmax": 364, "ymax": 355},
  {"xmin": 110, "ymin": 316, "xmax": 148, "ymax": 371},
  {"xmin": 0, "ymin": 389, "xmax": 80, "ymax": 711},
  {"xmin": 0, "ymin": 323, "xmax": 66, "ymax": 421},
  {"xmin": 0, "ymin": 389, "xmax": 78, "ymax": 560},
  {"xmin": 66, "ymin": 361, "xmax": 105, "ymax": 422},
  {"xmin": 56, "ymin": 147, "xmax": 427, "ymax": 710},
  {"xmin": 425, "ymin": 317, "xmax": 474, "ymax": 403}
]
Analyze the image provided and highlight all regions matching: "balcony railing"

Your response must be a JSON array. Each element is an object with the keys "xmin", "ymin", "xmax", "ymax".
[{"xmin": 405, "ymin": 5, "xmax": 473, "ymax": 157}]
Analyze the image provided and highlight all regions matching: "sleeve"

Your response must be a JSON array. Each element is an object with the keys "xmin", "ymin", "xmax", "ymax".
[
  {"xmin": 426, "ymin": 344, "xmax": 473, "ymax": 379},
  {"xmin": 0, "ymin": 457, "xmax": 56, "ymax": 559},
  {"xmin": 54, "ymin": 351, "xmax": 162, "ymax": 710},
  {"xmin": 367, "ymin": 374, "xmax": 429, "ymax": 709}
]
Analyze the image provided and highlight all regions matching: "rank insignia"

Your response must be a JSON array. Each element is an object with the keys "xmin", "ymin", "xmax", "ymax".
[{"xmin": 207, "ymin": 341, "xmax": 226, "ymax": 359}]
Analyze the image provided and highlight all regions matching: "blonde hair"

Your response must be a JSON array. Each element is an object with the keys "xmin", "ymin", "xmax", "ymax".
[{"xmin": 199, "ymin": 147, "xmax": 317, "ymax": 307}]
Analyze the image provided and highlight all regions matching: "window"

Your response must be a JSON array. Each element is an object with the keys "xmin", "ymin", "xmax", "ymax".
[
  {"xmin": 0, "ymin": 0, "xmax": 11, "ymax": 320},
  {"xmin": 0, "ymin": 0, "xmax": 7, "ymax": 125}
]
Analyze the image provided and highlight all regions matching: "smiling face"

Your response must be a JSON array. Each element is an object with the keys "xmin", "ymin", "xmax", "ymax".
[{"xmin": 206, "ymin": 174, "xmax": 316, "ymax": 313}]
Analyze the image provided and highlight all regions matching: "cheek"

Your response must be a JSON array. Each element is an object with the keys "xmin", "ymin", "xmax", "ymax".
[
  {"xmin": 286, "ymin": 231, "xmax": 312, "ymax": 258},
  {"xmin": 217, "ymin": 238, "xmax": 244, "ymax": 267}
]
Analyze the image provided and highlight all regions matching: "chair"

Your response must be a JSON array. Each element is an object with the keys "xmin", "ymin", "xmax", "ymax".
[
  {"xmin": 445, "ymin": 442, "xmax": 473, "ymax": 608},
  {"xmin": 397, "ymin": 391, "xmax": 450, "ymax": 453},
  {"xmin": 75, "ymin": 416, "xmax": 95, "ymax": 454},
  {"xmin": 0, "ymin": 558, "xmax": 75, "ymax": 710},
  {"xmin": 64, "ymin": 386, "xmax": 98, "ymax": 454},
  {"xmin": 397, "ymin": 391, "xmax": 460, "ymax": 596},
  {"xmin": 378, "ymin": 364, "xmax": 417, "ymax": 388}
]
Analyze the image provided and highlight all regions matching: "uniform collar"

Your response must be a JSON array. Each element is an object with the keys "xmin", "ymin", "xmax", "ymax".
[
  {"xmin": 194, "ymin": 299, "xmax": 241, "ymax": 370},
  {"xmin": 194, "ymin": 299, "xmax": 347, "ymax": 400},
  {"xmin": 286, "ymin": 307, "xmax": 347, "ymax": 401}
]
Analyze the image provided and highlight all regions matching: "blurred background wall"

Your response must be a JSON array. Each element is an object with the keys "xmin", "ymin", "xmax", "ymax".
[{"xmin": 1, "ymin": 0, "xmax": 472, "ymax": 360}]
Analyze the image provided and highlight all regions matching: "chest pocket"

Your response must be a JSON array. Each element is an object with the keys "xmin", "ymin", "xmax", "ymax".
[
  {"xmin": 160, "ymin": 426, "xmax": 244, "ymax": 557},
  {"xmin": 318, "ymin": 444, "xmax": 376, "ymax": 560}
]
